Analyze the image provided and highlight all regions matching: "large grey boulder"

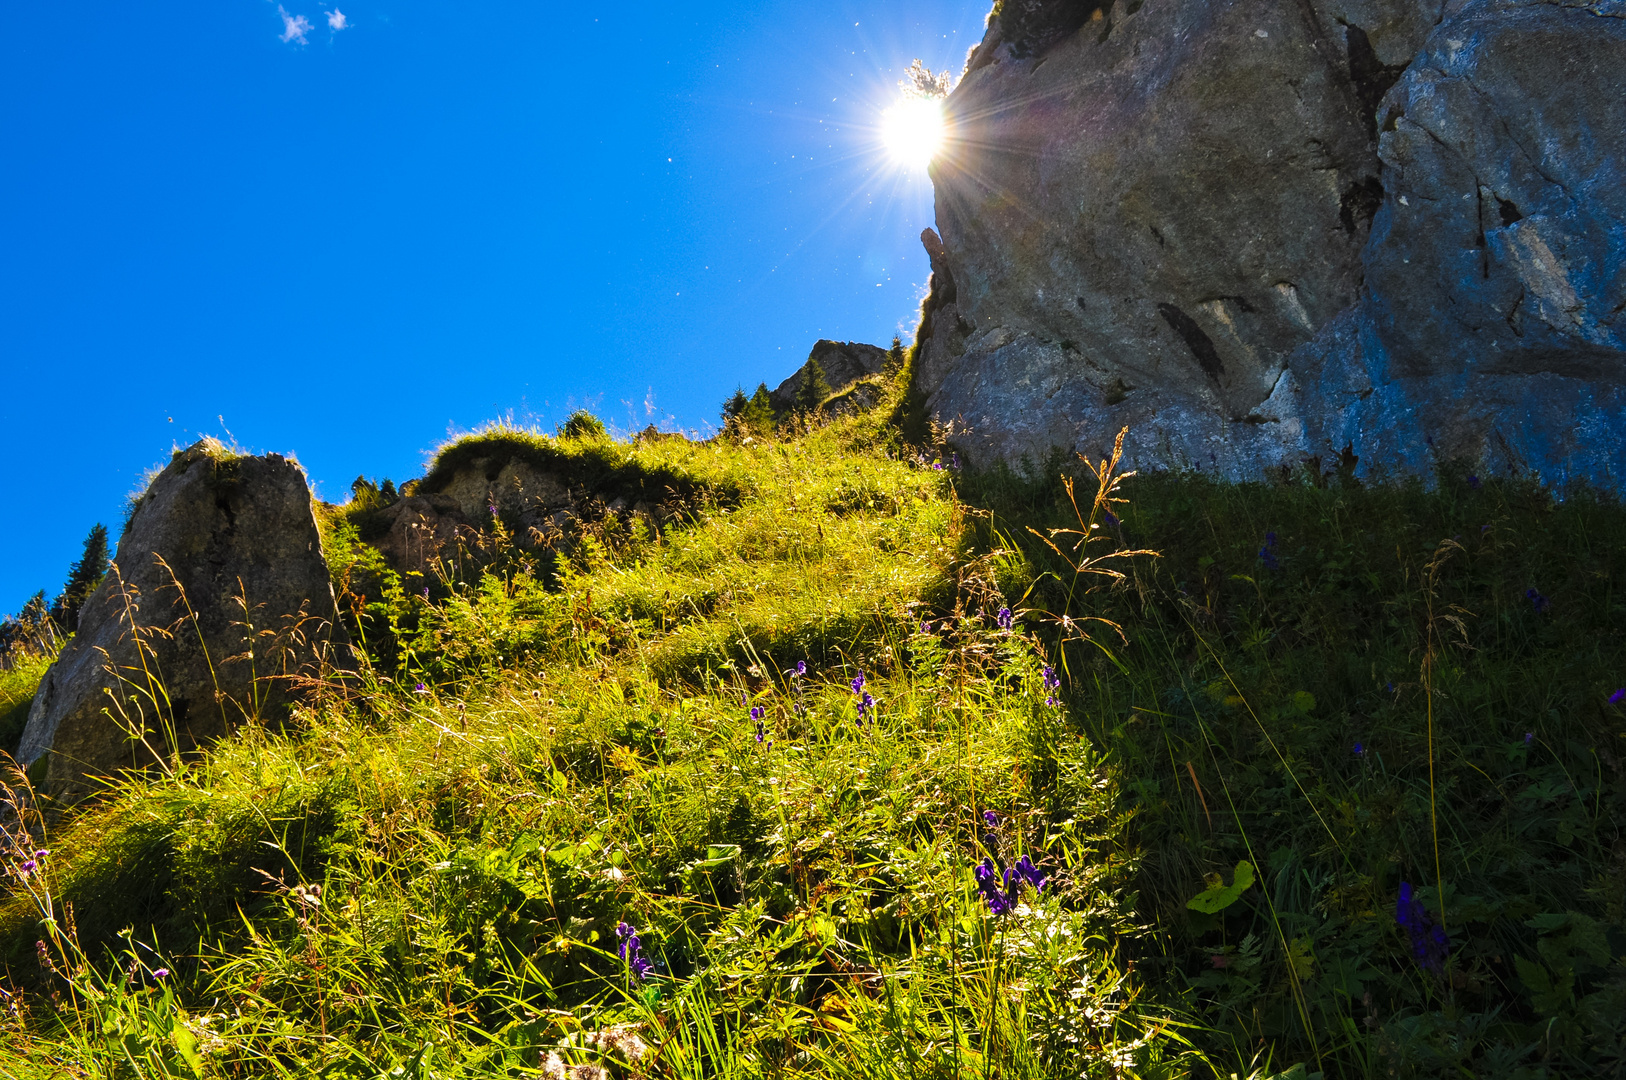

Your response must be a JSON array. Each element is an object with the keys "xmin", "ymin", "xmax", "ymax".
[
  {"xmin": 916, "ymin": 0, "xmax": 1626, "ymax": 485},
  {"xmin": 19, "ymin": 442, "xmax": 349, "ymax": 799}
]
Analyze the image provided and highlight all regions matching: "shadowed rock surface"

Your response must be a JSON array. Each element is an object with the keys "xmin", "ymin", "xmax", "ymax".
[
  {"xmin": 916, "ymin": 0, "xmax": 1626, "ymax": 484},
  {"xmin": 770, "ymin": 340, "xmax": 890, "ymax": 413},
  {"xmin": 18, "ymin": 443, "xmax": 349, "ymax": 799}
]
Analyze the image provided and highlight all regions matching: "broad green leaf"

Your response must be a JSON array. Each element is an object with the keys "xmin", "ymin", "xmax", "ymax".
[{"xmin": 1186, "ymin": 861, "xmax": 1254, "ymax": 914}]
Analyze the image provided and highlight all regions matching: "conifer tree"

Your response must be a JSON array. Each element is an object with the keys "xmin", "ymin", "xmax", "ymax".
[
  {"xmin": 794, "ymin": 358, "xmax": 831, "ymax": 413},
  {"xmin": 721, "ymin": 386, "xmax": 749, "ymax": 422},
  {"xmin": 51, "ymin": 523, "xmax": 110, "ymax": 632},
  {"xmin": 740, "ymin": 382, "xmax": 777, "ymax": 433},
  {"xmin": 885, "ymin": 336, "xmax": 906, "ymax": 377}
]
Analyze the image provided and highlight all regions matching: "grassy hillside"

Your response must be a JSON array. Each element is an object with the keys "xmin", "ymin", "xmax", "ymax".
[{"xmin": 2, "ymin": 383, "xmax": 1623, "ymax": 1079}]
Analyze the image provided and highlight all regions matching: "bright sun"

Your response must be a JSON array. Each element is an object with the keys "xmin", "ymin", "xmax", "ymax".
[{"xmin": 881, "ymin": 95, "xmax": 946, "ymax": 166}]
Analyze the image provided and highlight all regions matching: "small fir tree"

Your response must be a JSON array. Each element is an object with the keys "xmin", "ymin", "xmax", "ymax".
[
  {"xmin": 721, "ymin": 386, "xmax": 750, "ymax": 422},
  {"xmin": 885, "ymin": 336, "xmax": 906, "ymax": 377},
  {"xmin": 51, "ymin": 523, "xmax": 110, "ymax": 632},
  {"xmin": 741, "ymin": 383, "xmax": 777, "ymax": 433},
  {"xmin": 794, "ymin": 358, "xmax": 832, "ymax": 413}
]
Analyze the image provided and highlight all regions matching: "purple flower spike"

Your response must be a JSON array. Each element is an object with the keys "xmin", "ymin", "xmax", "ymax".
[
  {"xmin": 1526, "ymin": 588, "xmax": 1551, "ymax": 613},
  {"xmin": 152, "ymin": 968, "xmax": 169, "ymax": 980},
  {"xmin": 795, "ymin": 661, "xmax": 807, "ymax": 677},
  {"xmin": 975, "ymin": 858, "xmax": 1012, "ymax": 915},
  {"xmin": 1395, "ymin": 882, "xmax": 1450, "ymax": 973},
  {"xmin": 616, "ymin": 921, "xmax": 655, "ymax": 981},
  {"xmin": 1610, "ymin": 688, "xmax": 1626, "ymax": 705},
  {"xmin": 850, "ymin": 671, "xmax": 866, "ymax": 694},
  {"xmin": 983, "ymin": 810, "xmax": 1000, "ymax": 827},
  {"xmin": 1042, "ymin": 666, "xmax": 1060, "ymax": 690},
  {"xmin": 750, "ymin": 706, "xmax": 764, "ymax": 721},
  {"xmin": 1014, "ymin": 855, "xmax": 1046, "ymax": 894},
  {"xmin": 996, "ymin": 606, "xmax": 1014, "ymax": 630},
  {"xmin": 414, "ymin": 683, "xmax": 428, "ymax": 695},
  {"xmin": 1354, "ymin": 742, "xmax": 1364, "ymax": 756}
]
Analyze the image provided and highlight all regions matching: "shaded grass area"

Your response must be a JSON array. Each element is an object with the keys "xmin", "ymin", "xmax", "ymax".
[
  {"xmin": 961, "ymin": 461, "xmax": 1626, "ymax": 1075},
  {"xmin": 2, "ymin": 391, "xmax": 1622, "ymax": 1078}
]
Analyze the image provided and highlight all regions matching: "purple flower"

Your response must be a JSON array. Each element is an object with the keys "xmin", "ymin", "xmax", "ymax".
[
  {"xmin": 795, "ymin": 661, "xmax": 807, "ymax": 677},
  {"xmin": 1524, "ymin": 731, "xmax": 1534, "ymax": 745},
  {"xmin": 1259, "ymin": 533, "xmax": 1280, "ymax": 572},
  {"xmin": 488, "ymin": 504, "xmax": 499, "ymax": 516},
  {"xmin": 850, "ymin": 672, "xmax": 865, "ymax": 695},
  {"xmin": 856, "ymin": 692, "xmax": 874, "ymax": 723},
  {"xmin": 34, "ymin": 849, "xmax": 48, "ymax": 860},
  {"xmin": 1526, "ymin": 588, "xmax": 1550, "ymax": 613},
  {"xmin": 974, "ymin": 858, "xmax": 1013, "ymax": 915},
  {"xmin": 1395, "ymin": 882, "xmax": 1449, "ymax": 973},
  {"xmin": 1467, "ymin": 475, "xmax": 1481, "ymax": 490},
  {"xmin": 951, "ymin": 453, "xmax": 960, "ymax": 470},
  {"xmin": 996, "ymin": 606, "xmax": 1014, "ymax": 630},
  {"xmin": 933, "ymin": 461, "xmax": 944, "ymax": 471},
  {"xmin": 616, "ymin": 922, "xmax": 654, "ymax": 981},
  {"xmin": 1610, "ymin": 688, "xmax": 1626, "ymax": 705},
  {"xmin": 20, "ymin": 860, "xmax": 36, "ymax": 876},
  {"xmin": 750, "ymin": 706, "xmax": 764, "ymax": 721},
  {"xmin": 414, "ymin": 683, "xmax": 428, "ymax": 695},
  {"xmin": 1042, "ymin": 666, "xmax": 1060, "ymax": 690},
  {"xmin": 152, "ymin": 968, "xmax": 169, "ymax": 980},
  {"xmin": 1103, "ymin": 510, "xmax": 1120, "ymax": 527},
  {"xmin": 1013, "ymin": 855, "xmax": 1047, "ymax": 894},
  {"xmin": 921, "ymin": 621, "xmax": 931, "ymax": 634},
  {"xmin": 1354, "ymin": 742, "xmax": 1364, "ymax": 756},
  {"xmin": 983, "ymin": 810, "xmax": 1000, "ymax": 827}
]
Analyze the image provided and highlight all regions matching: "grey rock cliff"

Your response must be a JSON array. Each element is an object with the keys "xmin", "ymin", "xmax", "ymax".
[
  {"xmin": 19, "ymin": 443, "xmax": 349, "ymax": 798},
  {"xmin": 916, "ymin": 0, "xmax": 1626, "ymax": 484},
  {"xmin": 771, "ymin": 340, "xmax": 890, "ymax": 413}
]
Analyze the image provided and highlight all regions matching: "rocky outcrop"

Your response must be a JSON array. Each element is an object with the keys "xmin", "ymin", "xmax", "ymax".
[
  {"xmin": 770, "ymin": 340, "xmax": 890, "ymax": 413},
  {"xmin": 19, "ymin": 443, "xmax": 349, "ymax": 799},
  {"xmin": 916, "ymin": 0, "xmax": 1626, "ymax": 485}
]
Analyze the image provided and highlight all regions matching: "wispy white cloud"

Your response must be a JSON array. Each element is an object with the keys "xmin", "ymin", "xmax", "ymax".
[
  {"xmin": 327, "ymin": 9, "xmax": 348, "ymax": 31},
  {"xmin": 277, "ymin": 5, "xmax": 313, "ymax": 44}
]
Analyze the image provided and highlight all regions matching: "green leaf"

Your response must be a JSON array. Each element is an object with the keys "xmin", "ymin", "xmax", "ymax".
[{"xmin": 1186, "ymin": 861, "xmax": 1254, "ymax": 914}]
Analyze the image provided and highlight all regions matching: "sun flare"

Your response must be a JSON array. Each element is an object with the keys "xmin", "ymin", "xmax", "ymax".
[{"xmin": 881, "ymin": 95, "xmax": 946, "ymax": 166}]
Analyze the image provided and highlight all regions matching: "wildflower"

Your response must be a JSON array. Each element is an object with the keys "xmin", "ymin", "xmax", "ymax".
[
  {"xmin": 1353, "ymin": 742, "xmax": 1364, "ymax": 756},
  {"xmin": 750, "ymin": 706, "xmax": 764, "ymax": 721},
  {"xmin": 152, "ymin": 968, "xmax": 169, "ymax": 980},
  {"xmin": 795, "ymin": 661, "xmax": 807, "ymax": 677},
  {"xmin": 1013, "ymin": 854, "xmax": 1047, "ymax": 894},
  {"xmin": 1259, "ymin": 532, "xmax": 1280, "ymax": 572},
  {"xmin": 1524, "ymin": 731, "xmax": 1534, "ymax": 745},
  {"xmin": 1103, "ymin": 509, "xmax": 1120, "ymax": 527},
  {"xmin": 951, "ymin": 453, "xmax": 960, "ymax": 470},
  {"xmin": 856, "ymin": 692, "xmax": 874, "ymax": 723},
  {"xmin": 850, "ymin": 671, "xmax": 865, "ymax": 694},
  {"xmin": 1526, "ymin": 588, "xmax": 1550, "ymax": 613},
  {"xmin": 1042, "ymin": 666, "xmax": 1060, "ymax": 690},
  {"xmin": 983, "ymin": 810, "xmax": 1000, "ymax": 828},
  {"xmin": 974, "ymin": 858, "xmax": 1013, "ymax": 915},
  {"xmin": 19, "ymin": 860, "xmax": 36, "ymax": 876},
  {"xmin": 996, "ymin": 606, "xmax": 1014, "ymax": 630},
  {"xmin": 921, "ymin": 620, "xmax": 931, "ymax": 634},
  {"xmin": 616, "ymin": 922, "xmax": 654, "ymax": 981},
  {"xmin": 1610, "ymin": 688, "xmax": 1625, "ymax": 705},
  {"xmin": 422, "ymin": 587, "xmax": 430, "ymax": 598},
  {"xmin": 1395, "ymin": 882, "xmax": 1449, "ymax": 973},
  {"xmin": 933, "ymin": 461, "xmax": 944, "ymax": 470},
  {"xmin": 414, "ymin": 683, "xmax": 428, "ymax": 695},
  {"xmin": 488, "ymin": 503, "xmax": 498, "ymax": 516}
]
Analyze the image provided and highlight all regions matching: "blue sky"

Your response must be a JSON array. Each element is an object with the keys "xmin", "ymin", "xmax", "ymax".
[{"xmin": 0, "ymin": 0, "xmax": 990, "ymax": 614}]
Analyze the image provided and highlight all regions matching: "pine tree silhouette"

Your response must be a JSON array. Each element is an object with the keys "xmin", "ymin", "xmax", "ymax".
[
  {"xmin": 51, "ymin": 523, "xmax": 110, "ymax": 632},
  {"xmin": 794, "ymin": 357, "xmax": 832, "ymax": 413}
]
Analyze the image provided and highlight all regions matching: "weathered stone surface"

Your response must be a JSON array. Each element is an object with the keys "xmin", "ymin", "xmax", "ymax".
[
  {"xmin": 917, "ymin": 0, "xmax": 1626, "ymax": 486},
  {"xmin": 771, "ymin": 340, "xmax": 889, "ymax": 413},
  {"xmin": 19, "ymin": 443, "xmax": 349, "ymax": 798}
]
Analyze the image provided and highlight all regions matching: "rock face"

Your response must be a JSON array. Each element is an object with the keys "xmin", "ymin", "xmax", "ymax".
[
  {"xmin": 916, "ymin": 0, "xmax": 1626, "ymax": 485},
  {"xmin": 770, "ymin": 340, "xmax": 890, "ymax": 413},
  {"xmin": 19, "ymin": 443, "xmax": 349, "ymax": 798}
]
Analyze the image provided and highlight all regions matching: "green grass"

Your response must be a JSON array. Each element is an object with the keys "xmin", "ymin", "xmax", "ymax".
[
  {"xmin": 0, "ymin": 651, "xmax": 52, "ymax": 760},
  {"xmin": 2, "ymin": 383, "xmax": 1623, "ymax": 1079}
]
